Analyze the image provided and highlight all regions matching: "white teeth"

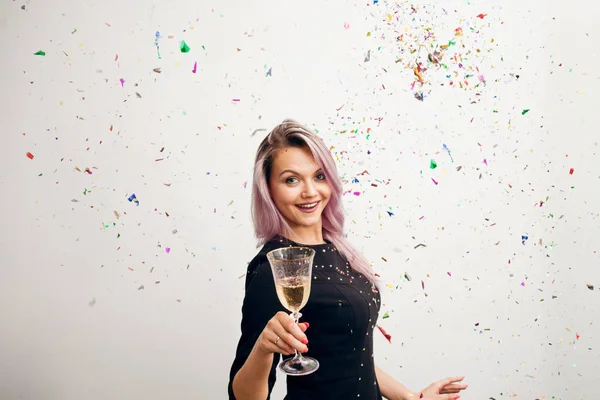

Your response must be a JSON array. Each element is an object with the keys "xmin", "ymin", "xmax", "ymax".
[{"xmin": 297, "ymin": 202, "xmax": 318, "ymax": 208}]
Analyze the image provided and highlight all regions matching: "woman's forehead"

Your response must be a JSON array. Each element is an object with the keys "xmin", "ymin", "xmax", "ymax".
[{"xmin": 272, "ymin": 147, "xmax": 318, "ymax": 170}]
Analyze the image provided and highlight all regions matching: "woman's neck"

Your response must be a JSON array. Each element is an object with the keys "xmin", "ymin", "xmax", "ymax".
[{"xmin": 280, "ymin": 231, "xmax": 325, "ymax": 246}]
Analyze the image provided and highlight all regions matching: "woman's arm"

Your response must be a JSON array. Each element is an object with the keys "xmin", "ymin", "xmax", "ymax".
[
  {"xmin": 231, "ymin": 340, "xmax": 273, "ymax": 400},
  {"xmin": 375, "ymin": 364, "xmax": 415, "ymax": 400}
]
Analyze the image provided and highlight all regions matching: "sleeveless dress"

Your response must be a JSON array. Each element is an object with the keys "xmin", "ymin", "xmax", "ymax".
[{"xmin": 228, "ymin": 235, "xmax": 382, "ymax": 400}]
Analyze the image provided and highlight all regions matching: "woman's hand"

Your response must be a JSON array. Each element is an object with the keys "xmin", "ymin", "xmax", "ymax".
[
  {"xmin": 416, "ymin": 376, "xmax": 468, "ymax": 399},
  {"xmin": 255, "ymin": 311, "xmax": 309, "ymax": 356}
]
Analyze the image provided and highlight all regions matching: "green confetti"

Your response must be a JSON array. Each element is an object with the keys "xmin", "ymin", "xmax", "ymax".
[
  {"xmin": 383, "ymin": 311, "xmax": 389, "ymax": 319},
  {"xmin": 34, "ymin": 50, "xmax": 46, "ymax": 56},
  {"xmin": 522, "ymin": 109, "xmax": 530, "ymax": 115},
  {"xmin": 430, "ymin": 159, "xmax": 437, "ymax": 169},
  {"xmin": 180, "ymin": 40, "xmax": 190, "ymax": 53}
]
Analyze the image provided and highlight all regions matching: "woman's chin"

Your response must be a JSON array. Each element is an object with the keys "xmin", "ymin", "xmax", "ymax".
[{"xmin": 293, "ymin": 214, "xmax": 321, "ymax": 227}]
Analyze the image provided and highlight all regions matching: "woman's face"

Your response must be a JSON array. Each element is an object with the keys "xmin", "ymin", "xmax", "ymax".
[{"xmin": 268, "ymin": 146, "xmax": 332, "ymax": 234}]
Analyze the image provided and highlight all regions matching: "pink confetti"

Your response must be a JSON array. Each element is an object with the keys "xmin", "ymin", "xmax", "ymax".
[
  {"xmin": 483, "ymin": 159, "xmax": 488, "ymax": 165},
  {"xmin": 421, "ymin": 280, "xmax": 425, "ymax": 290},
  {"xmin": 431, "ymin": 178, "xmax": 438, "ymax": 185},
  {"xmin": 521, "ymin": 282, "xmax": 525, "ymax": 286},
  {"xmin": 119, "ymin": 78, "xmax": 125, "ymax": 87},
  {"xmin": 165, "ymin": 247, "xmax": 171, "ymax": 254},
  {"xmin": 192, "ymin": 61, "xmax": 197, "ymax": 73},
  {"xmin": 232, "ymin": 98, "xmax": 240, "ymax": 102},
  {"xmin": 447, "ymin": 272, "xmax": 452, "ymax": 277}
]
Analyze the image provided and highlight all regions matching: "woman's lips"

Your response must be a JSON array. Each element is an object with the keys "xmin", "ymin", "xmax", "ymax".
[{"xmin": 295, "ymin": 201, "xmax": 320, "ymax": 213}]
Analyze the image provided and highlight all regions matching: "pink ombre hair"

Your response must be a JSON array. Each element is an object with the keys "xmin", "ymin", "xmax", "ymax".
[{"xmin": 251, "ymin": 119, "xmax": 378, "ymax": 285}]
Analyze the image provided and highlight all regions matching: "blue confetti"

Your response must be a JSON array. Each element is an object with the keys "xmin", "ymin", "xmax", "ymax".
[{"xmin": 128, "ymin": 193, "xmax": 139, "ymax": 206}]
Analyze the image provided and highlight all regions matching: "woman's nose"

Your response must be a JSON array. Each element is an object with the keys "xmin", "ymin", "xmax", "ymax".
[{"xmin": 303, "ymin": 182, "xmax": 318, "ymax": 197}]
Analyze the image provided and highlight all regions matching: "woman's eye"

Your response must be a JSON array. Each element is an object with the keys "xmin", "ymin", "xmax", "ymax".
[{"xmin": 285, "ymin": 174, "xmax": 324, "ymax": 184}]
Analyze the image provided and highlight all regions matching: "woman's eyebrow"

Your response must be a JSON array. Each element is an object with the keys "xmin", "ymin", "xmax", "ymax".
[{"xmin": 279, "ymin": 168, "xmax": 323, "ymax": 177}]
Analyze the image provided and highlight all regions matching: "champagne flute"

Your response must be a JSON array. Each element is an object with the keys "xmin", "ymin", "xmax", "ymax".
[{"xmin": 266, "ymin": 246, "xmax": 319, "ymax": 376}]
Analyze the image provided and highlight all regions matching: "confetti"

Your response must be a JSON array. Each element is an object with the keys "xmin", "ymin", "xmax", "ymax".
[
  {"xmin": 430, "ymin": 159, "xmax": 437, "ymax": 169},
  {"xmin": 26, "ymin": 152, "xmax": 34, "ymax": 159},
  {"xmin": 376, "ymin": 325, "xmax": 392, "ymax": 343},
  {"xmin": 34, "ymin": 50, "xmax": 45, "ymax": 56},
  {"xmin": 128, "ymin": 193, "xmax": 139, "ymax": 206},
  {"xmin": 569, "ymin": 168, "xmax": 575, "ymax": 175},
  {"xmin": 154, "ymin": 31, "xmax": 162, "ymax": 59},
  {"xmin": 250, "ymin": 128, "xmax": 267, "ymax": 137},
  {"xmin": 192, "ymin": 61, "xmax": 198, "ymax": 73},
  {"xmin": 180, "ymin": 40, "xmax": 191, "ymax": 53},
  {"xmin": 442, "ymin": 144, "xmax": 454, "ymax": 162},
  {"xmin": 522, "ymin": 109, "xmax": 530, "ymax": 115}
]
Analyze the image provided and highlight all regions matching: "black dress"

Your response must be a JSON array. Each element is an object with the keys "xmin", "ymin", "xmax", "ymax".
[{"xmin": 228, "ymin": 235, "xmax": 383, "ymax": 400}]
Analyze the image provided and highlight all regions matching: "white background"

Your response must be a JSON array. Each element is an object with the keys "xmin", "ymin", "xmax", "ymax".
[{"xmin": 1, "ymin": 0, "xmax": 599, "ymax": 399}]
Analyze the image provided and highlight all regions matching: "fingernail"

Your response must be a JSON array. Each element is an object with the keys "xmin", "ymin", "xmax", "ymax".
[
  {"xmin": 304, "ymin": 346, "xmax": 309, "ymax": 352},
  {"xmin": 304, "ymin": 322, "xmax": 310, "ymax": 328},
  {"xmin": 454, "ymin": 396, "xmax": 460, "ymax": 400},
  {"xmin": 301, "ymin": 338, "xmax": 308, "ymax": 345}
]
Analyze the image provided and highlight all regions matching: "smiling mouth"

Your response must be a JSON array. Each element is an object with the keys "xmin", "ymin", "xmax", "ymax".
[{"xmin": 296, "ymin": 201, "xmax": 320, "ymax": 212}]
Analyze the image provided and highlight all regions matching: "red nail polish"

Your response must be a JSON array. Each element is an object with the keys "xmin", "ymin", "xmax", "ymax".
[
  {"xmin": 305, "ymin": 322, "xmax": 310, "ymax": 328},
  {"xmin": 301, "ymin": 339, "xmax": 308, "ymax": 345}
]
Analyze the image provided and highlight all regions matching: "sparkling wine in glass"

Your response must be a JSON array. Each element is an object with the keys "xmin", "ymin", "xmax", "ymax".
[{"xmin": 267, "ymin": 246, "xmax": 319, "ymax": 376}]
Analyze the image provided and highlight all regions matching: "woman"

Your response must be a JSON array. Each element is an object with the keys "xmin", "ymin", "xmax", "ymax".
[{"xmin": 228, "ymin": 119, "xmax": 468, "ymax": 400}]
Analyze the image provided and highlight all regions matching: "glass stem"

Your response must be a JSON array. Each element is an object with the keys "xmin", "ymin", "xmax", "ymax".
[{"xmin": 292, "ymin": 311, "xmax": 303, "ymax": 360}]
